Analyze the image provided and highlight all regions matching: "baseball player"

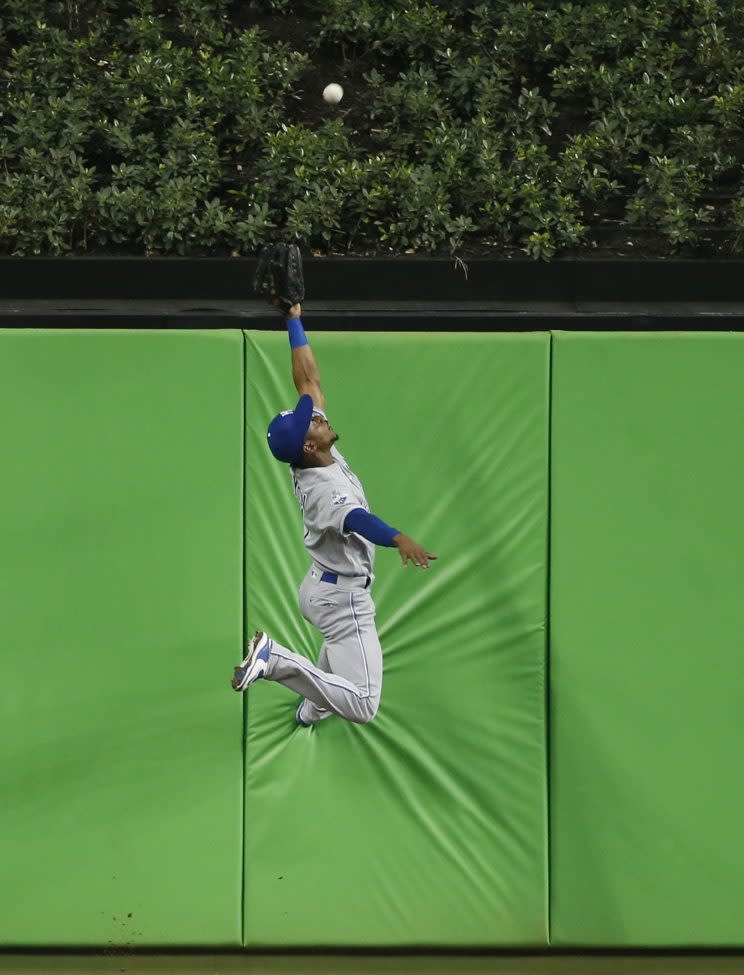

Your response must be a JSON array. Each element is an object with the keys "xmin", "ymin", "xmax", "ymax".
[{"xmin": 231, "ymin": 301, "xmax": 437, "ymax": 726}]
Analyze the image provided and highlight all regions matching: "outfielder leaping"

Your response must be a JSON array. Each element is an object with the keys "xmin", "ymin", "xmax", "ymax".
[{"xmin": 231, "ymin": 301, "xmax": 437, "ymax": 726}]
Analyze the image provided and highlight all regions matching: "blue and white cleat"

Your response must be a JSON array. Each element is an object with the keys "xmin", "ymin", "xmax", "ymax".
[
  {"xmin": 231, "ymin": 631, "xmax": 272, "ymax": 691},
  {"xmin": 296, "ymin": 700, "xmax": 312, "ymax": 727},
  {"xmin": 295, "ymin": 699, "xmax": 330, "ymax": 727}
]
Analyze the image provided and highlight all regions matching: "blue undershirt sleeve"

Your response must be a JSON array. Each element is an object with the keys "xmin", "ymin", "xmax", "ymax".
[{"xmin": 343, "ymin": 508, "xmax": 400, "ymax": 547}]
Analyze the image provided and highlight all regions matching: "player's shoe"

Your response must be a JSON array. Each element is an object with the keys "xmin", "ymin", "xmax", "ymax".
[
  {"xmin": 231, "ymin": 631, "xmax": 272, "ymax": 691},
  {"xmin": 296, "ymin": 700, "xmax": 311, "ymax": 727},
  {"xmin": 296, "ymin": 699, "xmax": 330, "ymax": 727}
]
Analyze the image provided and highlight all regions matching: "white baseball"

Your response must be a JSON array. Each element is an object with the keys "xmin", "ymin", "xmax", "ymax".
[{"xmin": 323, "ymin": 83, "xmax": 344, "ymax": 105}]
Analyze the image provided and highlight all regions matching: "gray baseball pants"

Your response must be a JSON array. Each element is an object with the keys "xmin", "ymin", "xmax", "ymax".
[{"xmin": 264, "ymin": 564, "xmax": 383, "ymax": 724}]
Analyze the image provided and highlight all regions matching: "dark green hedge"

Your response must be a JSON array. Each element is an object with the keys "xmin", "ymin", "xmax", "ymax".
[{"xmin": 2, "ymin": 0, "xmax": 743, "ymax": 259}]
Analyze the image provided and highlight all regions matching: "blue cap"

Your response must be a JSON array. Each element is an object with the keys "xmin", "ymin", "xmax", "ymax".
[{"xmin": 266, "ymin": 394, "xmax": 315, "ymax": 464}]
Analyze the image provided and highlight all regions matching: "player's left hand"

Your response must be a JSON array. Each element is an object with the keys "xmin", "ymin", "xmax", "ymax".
[
  {"xmin": 392, "ymin": 534, "xmax": 437, "ymax": 568},
  {"xmin": 272, "ymin": 296, "xmax": 302, "ymax": 317},
  {"xmin": 254, "ymin": 242, "xmax": 305, "ymax": 314}
]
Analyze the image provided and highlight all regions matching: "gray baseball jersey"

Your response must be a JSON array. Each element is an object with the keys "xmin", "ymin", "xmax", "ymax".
[{"xmin": 291, "ymin": 439, "xmax": 375, "ymax": 578}]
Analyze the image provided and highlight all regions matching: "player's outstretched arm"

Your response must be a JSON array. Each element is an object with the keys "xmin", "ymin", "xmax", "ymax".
[
  {"xmin": 343, "ymin": 508, "xmax": 438, "ymax": 569},
  {"xmin": 280, "ymin": 300, "xmax": 326, "ymax": 413}
]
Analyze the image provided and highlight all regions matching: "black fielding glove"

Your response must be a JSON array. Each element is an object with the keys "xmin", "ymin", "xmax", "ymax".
[{"xmin": 253, "ymin": 242, "xmax": 305, "ymax": 314}]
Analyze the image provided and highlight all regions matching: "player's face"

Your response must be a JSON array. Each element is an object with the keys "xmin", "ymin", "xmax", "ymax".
[{"xmin": 306, "ymin": 413, "xmax": 339, "ymax": 449}]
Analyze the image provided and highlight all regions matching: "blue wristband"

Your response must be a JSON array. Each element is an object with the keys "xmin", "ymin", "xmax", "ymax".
[{"xmin": 287, "ymin": 317, "xmax": 308, "ymax": 349}]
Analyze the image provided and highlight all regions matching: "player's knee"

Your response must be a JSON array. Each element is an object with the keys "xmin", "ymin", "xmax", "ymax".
[{"xmin": 357, "ymin": 694, "xmax": 379, "ymax": 725}]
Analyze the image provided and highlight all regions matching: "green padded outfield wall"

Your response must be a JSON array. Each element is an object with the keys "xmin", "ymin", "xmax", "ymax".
[
  {"xmin": 550, "ymin": 331, "xmax": 744, "ymax": 946},
  {"xmin": 0, "ymin": 329, "xmax": 244, "ymax": 946},
  {"xmin": 242, "ymin": 330, "xmax": 549, "ymax": 947}
]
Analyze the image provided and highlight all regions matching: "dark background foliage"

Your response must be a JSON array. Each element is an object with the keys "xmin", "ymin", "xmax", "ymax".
[{"xmin": 2, "ymin": 0, "xmax": 743, "ymax": 259}]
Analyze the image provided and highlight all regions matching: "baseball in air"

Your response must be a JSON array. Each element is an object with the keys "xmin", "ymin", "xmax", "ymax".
[{"xmin": 323, "ymin": 83, "xmax": 344, "ymax": 104}]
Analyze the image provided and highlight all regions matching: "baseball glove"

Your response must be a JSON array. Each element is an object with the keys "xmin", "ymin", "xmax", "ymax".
[{"xmin": 253, "ymin": 242, "xmax": 305, "ymax": 314}]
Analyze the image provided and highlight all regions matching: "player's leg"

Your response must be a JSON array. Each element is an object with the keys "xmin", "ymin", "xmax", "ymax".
[
  {"xmin": 295, "ymin": 643, "xmax": 333, "ymax": 726},
  {"xmin": 294, "ymin": 574, "xmax": 333, "ymax": 724},
  {"xmin": 265, "ymin": 585, "xmax": 382, "ymax": 724},
  {"xmin": 315, "ymin": 588, "xmax": 382, "ymax": 720},
  {"xmin": 263, "ymin": 630, "xmax": 378, "ymax": 724},
  {"xmin": 295, "ymin": 571, "xmax": 356, "ymax": 725}
]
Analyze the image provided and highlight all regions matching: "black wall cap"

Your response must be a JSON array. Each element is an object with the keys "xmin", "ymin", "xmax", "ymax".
[{"xmin": 0, "ymin": 256, "xmax": 742, "ymax": 304}]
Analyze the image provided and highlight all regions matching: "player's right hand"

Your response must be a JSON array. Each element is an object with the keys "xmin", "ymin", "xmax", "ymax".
[{"xmin": 392, "ymin": 534, "xmax": 438, "ymax": 568}]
